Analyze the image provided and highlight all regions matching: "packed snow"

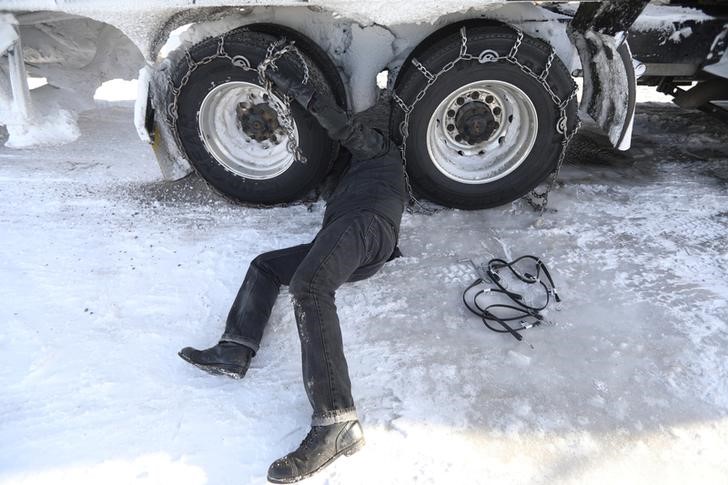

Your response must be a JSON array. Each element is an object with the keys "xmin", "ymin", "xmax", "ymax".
[
  {"xmin": 1, "ymin": 88, "xmax": 728, "ymax": 485},
  {"xmin": 667, "ymin": 26, "xmax": 693, "ymax": 44},
  {"xmin": 632, "ymin": 4, "xmax": 716, "ymax": 32}
]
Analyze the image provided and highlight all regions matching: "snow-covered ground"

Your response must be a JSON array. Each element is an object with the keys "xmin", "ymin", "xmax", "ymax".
[{"xmin": 1, "ymin": 90, "xmax": 728, "ymax": 485}]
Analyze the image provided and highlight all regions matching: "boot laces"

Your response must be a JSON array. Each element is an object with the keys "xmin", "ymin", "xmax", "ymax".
[{"xmin": 298, "ymin": 427, "xmax": 323, "ymax": 452}]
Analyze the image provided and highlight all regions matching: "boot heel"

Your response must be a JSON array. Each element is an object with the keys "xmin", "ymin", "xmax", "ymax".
[{"xmin": 343, "ymin": 439, "xmax": 365, "ymax": 456}]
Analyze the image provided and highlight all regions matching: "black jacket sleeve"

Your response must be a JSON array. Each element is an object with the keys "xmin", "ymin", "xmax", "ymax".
[
  {"xmin": 306, "ymin": 93, "xmax": 388, "ymax": 161},
  {"xmin": 267, "ymin": 70, "xmax": 387, "ymax": 160}
]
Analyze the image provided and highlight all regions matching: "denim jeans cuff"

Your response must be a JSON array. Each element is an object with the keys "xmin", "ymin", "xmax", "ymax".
[
  {"xmin": 219, "ymin": 334, "xmax": 259, "ymax": 354},
  {"xmin": 311, "ymin": 407, "xmax": 358, "ymax": 426}
]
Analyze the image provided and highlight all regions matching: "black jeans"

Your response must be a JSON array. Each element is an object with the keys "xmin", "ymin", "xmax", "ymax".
[{"xmin": 221, "ymin": 211, "xmax": 397, "ymax": 425}]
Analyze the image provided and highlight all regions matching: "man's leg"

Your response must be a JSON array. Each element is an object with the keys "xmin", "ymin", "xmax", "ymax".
[
  {"xmin": 289, "ymin": 215, "xmax": 379, "ymax": 424},
  {"xmin": 179, "ymin": 244, "xmax": 311, "ymax": 377},
  {"xmin": 267, "ymin": 212, "xmax": 396, "ymax": 483},
  {"xmin": 221, "ymin": 244, "xmax": 312, "ymax": 353}
]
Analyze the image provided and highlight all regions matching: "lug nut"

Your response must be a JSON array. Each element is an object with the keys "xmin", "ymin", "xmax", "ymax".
[
  {"xmin": 456, "ymin": 97, "xmax": 465, "ymax": 105},
  {"xmin": 485, "ymin": 95, "xmax": 494, "ymax": 103},
  {"xmin": 455, "ymin": 134, "xmax": 463, "ymax": 142},
  {"xmin": 447, "ymin": 124, "xmax": 455, "ymax": 131},
  {"xmin": 493, "ymin": 106, "xmax": 502, "ymax": 115},
  {"xmin": 447, "ymin": 109, "xmax": 455, "ymax": 117},
  {"xmin": 493, "ymin": 123, "xmax": 500, "ymax": 130},
  {"xmin": 471, "ymin": 91, "xmax": 480, "ymax": 99}
]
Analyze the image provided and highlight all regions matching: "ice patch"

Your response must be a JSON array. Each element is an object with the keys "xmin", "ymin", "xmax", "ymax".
[
  {"xmin": 507, "ymin": 350, "xmax": 531, "ymax": 367},
  {"xmin": 2, "ymin": 101, "xmax": 728, "ymax": 484}
]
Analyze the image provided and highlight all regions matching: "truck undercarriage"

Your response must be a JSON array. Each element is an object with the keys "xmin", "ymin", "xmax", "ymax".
[{"xmin": 0, "ymin": 0, "xmax": 726, "ymax": 208}]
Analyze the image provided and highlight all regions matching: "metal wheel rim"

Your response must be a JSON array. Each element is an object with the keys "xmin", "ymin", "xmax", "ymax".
[
  {"xmin": 426, "ymin": 80, "xmax": 538, "ymax": 185},
  {"xmin": 198, "ymin": 81, "xmax": 297, "ymax": 180}
]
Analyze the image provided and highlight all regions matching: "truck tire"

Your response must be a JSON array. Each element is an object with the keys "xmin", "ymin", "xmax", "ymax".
[
  {"xmin": 393, "ymin": 24, "xmax": 577, "ymax": 209},
  {"xmin": 171, "ymin": 30, "xmax": 340, "ymax": 205}
]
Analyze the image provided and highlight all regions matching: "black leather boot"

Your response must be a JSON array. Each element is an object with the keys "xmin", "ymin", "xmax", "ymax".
[
  {"xmin": 267, "ymin": 420, "xmax": 365, "ymax": 483},
  {"xmin": 178, "ymin": 341, "xmax": 252, "ymax": 379}
]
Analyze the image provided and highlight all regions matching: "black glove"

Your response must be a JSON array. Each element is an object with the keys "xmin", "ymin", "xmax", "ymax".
[
  {"xmin": 267, "ymin": 69, "xmax": 316, "ymax": 109},
  {"xmin": 269, "ymin": 69, "xmax": 387, "ymax": 160}
]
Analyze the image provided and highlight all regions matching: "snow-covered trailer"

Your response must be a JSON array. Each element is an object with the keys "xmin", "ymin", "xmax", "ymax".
[{"xmin": 0, "ymin": 1, "xmax": 726, "ymax": 209}]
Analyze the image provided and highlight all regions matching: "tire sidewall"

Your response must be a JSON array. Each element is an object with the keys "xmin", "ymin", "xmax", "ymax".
[
  {"xmin": 397, "ymin": 29, "xmax": 575, "ymax": 209},
  {"xmin": 407, "ymin": 62, "xmax": 561, "ymax": 204},
  {"xmin": 174, "ymin": 39, "xmax": 334, "ymax": 205}
]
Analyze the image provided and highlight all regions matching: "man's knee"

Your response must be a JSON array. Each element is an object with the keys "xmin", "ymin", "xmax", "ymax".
[
  {"xmin": 291, "ymin": 268, "xmax": 340, "ymax": 301},
  {"xmin": 251, "ymin": 252, "xmax": 277, "ymax": 275},
  {"xmin": 289, "ymin": 269, "xmax": 314, "ymax": 298}
]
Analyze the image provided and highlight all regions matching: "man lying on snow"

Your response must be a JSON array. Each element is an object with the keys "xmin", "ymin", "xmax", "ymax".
[{"xmin": 179, "ymin": 69, "xmax": 406, "ymax": 483}]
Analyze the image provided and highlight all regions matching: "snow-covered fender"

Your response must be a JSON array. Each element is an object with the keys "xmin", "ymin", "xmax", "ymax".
[
  {"xmin": 135, "ymin": 64, "xmax": 193, "ymax": 181},
  {"xmin": 570, "ymin": 31, "xmax": 636, "ymax": 150},
  {"xmin": 568, "ymin": 0, "xmax": 649, "ymax": 151}
]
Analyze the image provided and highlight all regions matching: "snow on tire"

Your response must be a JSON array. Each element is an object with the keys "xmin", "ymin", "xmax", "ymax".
[
  {"xmin": 170, "ymin": 30, "xmax": 340, "ymax": 205},
  {"xmin": 393, "ymin": 24, "xmax": 578, "ymax": 210}
]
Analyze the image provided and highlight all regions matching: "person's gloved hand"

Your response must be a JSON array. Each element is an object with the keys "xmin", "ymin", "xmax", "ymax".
[{"xmin": 267, "ymin": 69, "xmax": 316, "ymax": 109}]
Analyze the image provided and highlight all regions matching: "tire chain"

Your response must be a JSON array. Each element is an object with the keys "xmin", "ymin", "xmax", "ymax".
[
  {"xmin": 392, "ymin": 26, "xmax": 582, "ymax": 215},
  {"xmin": 257, "ymin": 38, "xmax": 310, "ymax": 164},
  {"xmin": 167, "ymin": 34, "xmax": 310, "ymax": 165},
  {"xmin": 166, "ymin": 28, "xmax": 579, "ymax": 212}
]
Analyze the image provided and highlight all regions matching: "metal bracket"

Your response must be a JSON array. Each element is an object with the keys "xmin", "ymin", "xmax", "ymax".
[{"xmin": 1, "ymin": 18, "xmax": 32, "ymax": 121}]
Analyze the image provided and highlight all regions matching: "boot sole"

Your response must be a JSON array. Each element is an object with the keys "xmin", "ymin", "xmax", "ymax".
[
  {"xmin": 267, "ymin": 438, "xmax": 365, "ymax": 484},
  {"xmin": 177, "ymin": 351, "xmax": 246, "ymax": 379}
]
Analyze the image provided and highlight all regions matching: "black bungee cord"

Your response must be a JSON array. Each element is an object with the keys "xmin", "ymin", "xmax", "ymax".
[{"xmin": 462, "ymin": 255, "xmax": 560, "ymax": 342}]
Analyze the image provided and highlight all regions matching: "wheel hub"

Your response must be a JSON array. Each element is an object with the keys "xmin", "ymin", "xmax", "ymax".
[
  {"xmin": 426, "ymin": 80, "xmax": 538, "ymax": 185},
  {"xmin": 238, "ymin": 102, "xmax": 280, "ymax": 142},
  {"xmin": 198, "ymin": 81, "xmax": 297, "ymax": 180},
  {"xmin": 454, "ymin": 101, "xmax": 497, "ymax": 144}
]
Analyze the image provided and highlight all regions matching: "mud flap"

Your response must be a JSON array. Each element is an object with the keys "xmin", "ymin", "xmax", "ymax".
[
  {"xmin": 568, "ymin": 0, "xmax": 647, "ymax": 151},
  {"xmin": 136, "ymin": 66, "xmax": 193, "ymax": 181},
  {"xmin": 570, "ymin": 31, "xmax": 637, "ymax": 151}
]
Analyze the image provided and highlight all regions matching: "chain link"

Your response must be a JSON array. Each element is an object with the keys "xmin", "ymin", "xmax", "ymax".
[
  {"xmin": 540, "ymin": 50, "xmax": 555, "ymax": 82},
  {"xmin": 167, "ymin": 35, "xmax": 309, "ymax": 165},
  {"xmin": 393, "ymin": 26, "xmax": 581, "ymax": 215},
  {"xmin": 508, "ymin": 30, "xmax": 524, "ymax": 60},
  {"xmin": 257, "ymin": 39, "xmax": 310, "ymax": 163}
]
